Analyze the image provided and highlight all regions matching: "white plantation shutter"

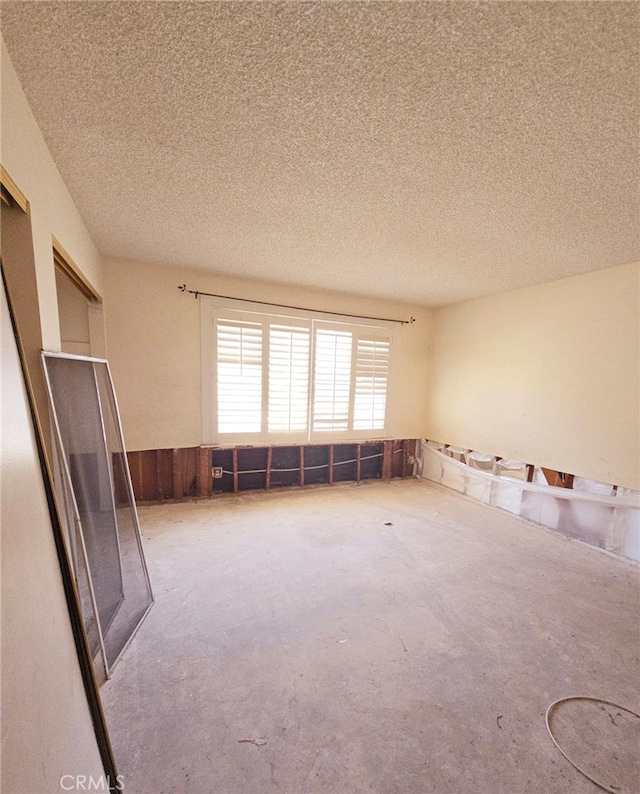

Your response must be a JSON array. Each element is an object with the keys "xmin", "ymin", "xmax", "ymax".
[
  {"xmin": 216, "ymin": 319, "xmax": 263, "ymax": 433},
  {"xmin": 353, "ymin": 335, "xmax": 390, "ymax": 430},
  {"xmin": 312, "ymin": 329, "xmax": 352, "ymax": 432},
  {"xmin": 268, "ymin": 323, "xmax": 310, "ymax": 434},
  {"xmin": 203, "ymin": 298, "xmax": 394, "ymax": 443}
]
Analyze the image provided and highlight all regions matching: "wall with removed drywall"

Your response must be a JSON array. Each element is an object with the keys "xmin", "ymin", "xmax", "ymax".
[
  {"xmin": 427, "ymin": 262, "xmax": 640, "ymax": 490},
  {"xmin": 104, "ymin": 257, "xmax": 433, "ymax": 451}
]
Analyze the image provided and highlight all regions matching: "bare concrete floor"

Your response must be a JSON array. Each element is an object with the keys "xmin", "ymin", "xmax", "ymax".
[{"xmin": 100, "ymin": 479, "xmax": 640, "ymax": 794}]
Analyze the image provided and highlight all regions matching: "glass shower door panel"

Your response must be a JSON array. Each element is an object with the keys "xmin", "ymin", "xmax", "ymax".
[
  {"xmin": 45, "ymin": 357, "xmax": 123, "ymax": 638},
  {"xmin": 94, "ymin": 362, "xmax": 153, "ymax": 665},
  {"xmin": 43, "ymin": 354, "xmax": 153, "ymax": 674}
]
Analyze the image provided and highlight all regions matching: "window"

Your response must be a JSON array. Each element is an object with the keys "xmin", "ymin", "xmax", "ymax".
[
  {"xmin": 216, "ymin": 318, "xmax": 263, "ymax": 434},
  {"xmin": 202, "ymin": 299, "xmax": 393, "ymax": 444},
  {"xmin": 268, "ymin": 323, "xmax": 310, "ymax": 434},
  {"xmin": 353, "ymin": 335, "xmax": 390, "ymax": 430},
  {"xmin": 312, "ymin": 328, "xmax": 352, "ymax": 432}
]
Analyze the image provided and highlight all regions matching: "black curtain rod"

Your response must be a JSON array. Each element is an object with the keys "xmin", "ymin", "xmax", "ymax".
[{"xmin": 178, "ymin": 285, "xmax": 415, "ymax": 325}]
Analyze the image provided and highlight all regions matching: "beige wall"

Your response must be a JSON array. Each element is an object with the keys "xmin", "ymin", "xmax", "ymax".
[
  {"xmin": 104, "ymin": 258, "xmax": 433, "ymax": 451},
  {"xmin": 1, "ymin": 38, "xmax": 104, "ymax": 349},
  {"xmin": 1, "ymin": 288, "xmax": 105, "ymax": 793},
  {"xmin": 55, "ymin": 268, "xmax": 92, "ymax": 356},
  {"xmin": 1, "ymin": 40, "xmax": 107, "ymax": 790},
  {"xmin": 427, "ymin": 262, "xmax": 640, "ymax": 490}
]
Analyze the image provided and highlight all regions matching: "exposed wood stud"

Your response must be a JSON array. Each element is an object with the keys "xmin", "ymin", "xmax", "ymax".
[
  {"xmin": 408, "ymin": 439, "xmax": 417, "ymax": 476},
  {"xmin": 382, "ymin": 441, "xmax": 392, "ymax": 480},
  {"xmin": 266, "ymin": 447, "xmax": 272, "ymax": 490},
  {"xmin": 391, "ymin": 440, "xmax": 404, "ymax": 479},
  {"xmin": 198, "ymin": 447, "xmax": 212, "ymax": 498},
  {"xmin": 232, "ymin": 448, "xmax": 239, "ymax": 493},
  {"xmin": 541, "ymin": 467, "xmax": 574, "ymax": 489},
  {"xmin": 156, "ymin": 449, "xmax": 163, "ymax": 503},
  {"xmin": 172, "ymin": 448, "xmax": 181, "ymax": 500},
  {"xmin": 210, "ymin": 449, "xmax": 217, "ymax": 497},
  {"xmin": 542, "ymin": 467, "xmax": 557, "ymax": 487},
  {"xmin": 128, "ymin": 440, "xmax": 417, "ymax": 502},
  {"xmin": 137, "ymin": 454, "xmax": 144, "ymax": 500}
]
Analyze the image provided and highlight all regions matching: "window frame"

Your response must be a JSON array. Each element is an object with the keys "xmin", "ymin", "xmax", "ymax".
[{"xmin": 201, "ymin": 296, "xmax": 395, "ymax": 446}]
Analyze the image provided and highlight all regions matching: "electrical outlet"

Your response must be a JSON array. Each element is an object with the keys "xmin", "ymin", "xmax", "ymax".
[
  {"xmin": 212, "ymin": 466, "xmax": 223, "ymax": 479},
  {"xmin": 407, "ymin": 455, "xmax": 415, "ymax": 465}
]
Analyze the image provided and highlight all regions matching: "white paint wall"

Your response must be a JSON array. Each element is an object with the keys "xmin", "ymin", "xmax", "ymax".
[
  {"xmin": 1, "ymin": 38, "xmax": 104, "ymax": 349},
  {"xmin": 427, "ymin": 262, "xmax": 640, "ymax": 490},
  {"xmin": 104, "ymin": 258, "xmax": 433, "ymax": 451}
]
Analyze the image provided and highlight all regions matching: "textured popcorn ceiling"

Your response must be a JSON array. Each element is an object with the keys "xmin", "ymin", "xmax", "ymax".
[{"xmin": 1, "ymin": 1, "xmax": 638, "ymax": 306}]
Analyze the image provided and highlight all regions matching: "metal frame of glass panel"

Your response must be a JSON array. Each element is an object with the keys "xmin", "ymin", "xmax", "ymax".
[{"xmin": 42, "ymin": 351, "xmax": 153, "ymax": 678}]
